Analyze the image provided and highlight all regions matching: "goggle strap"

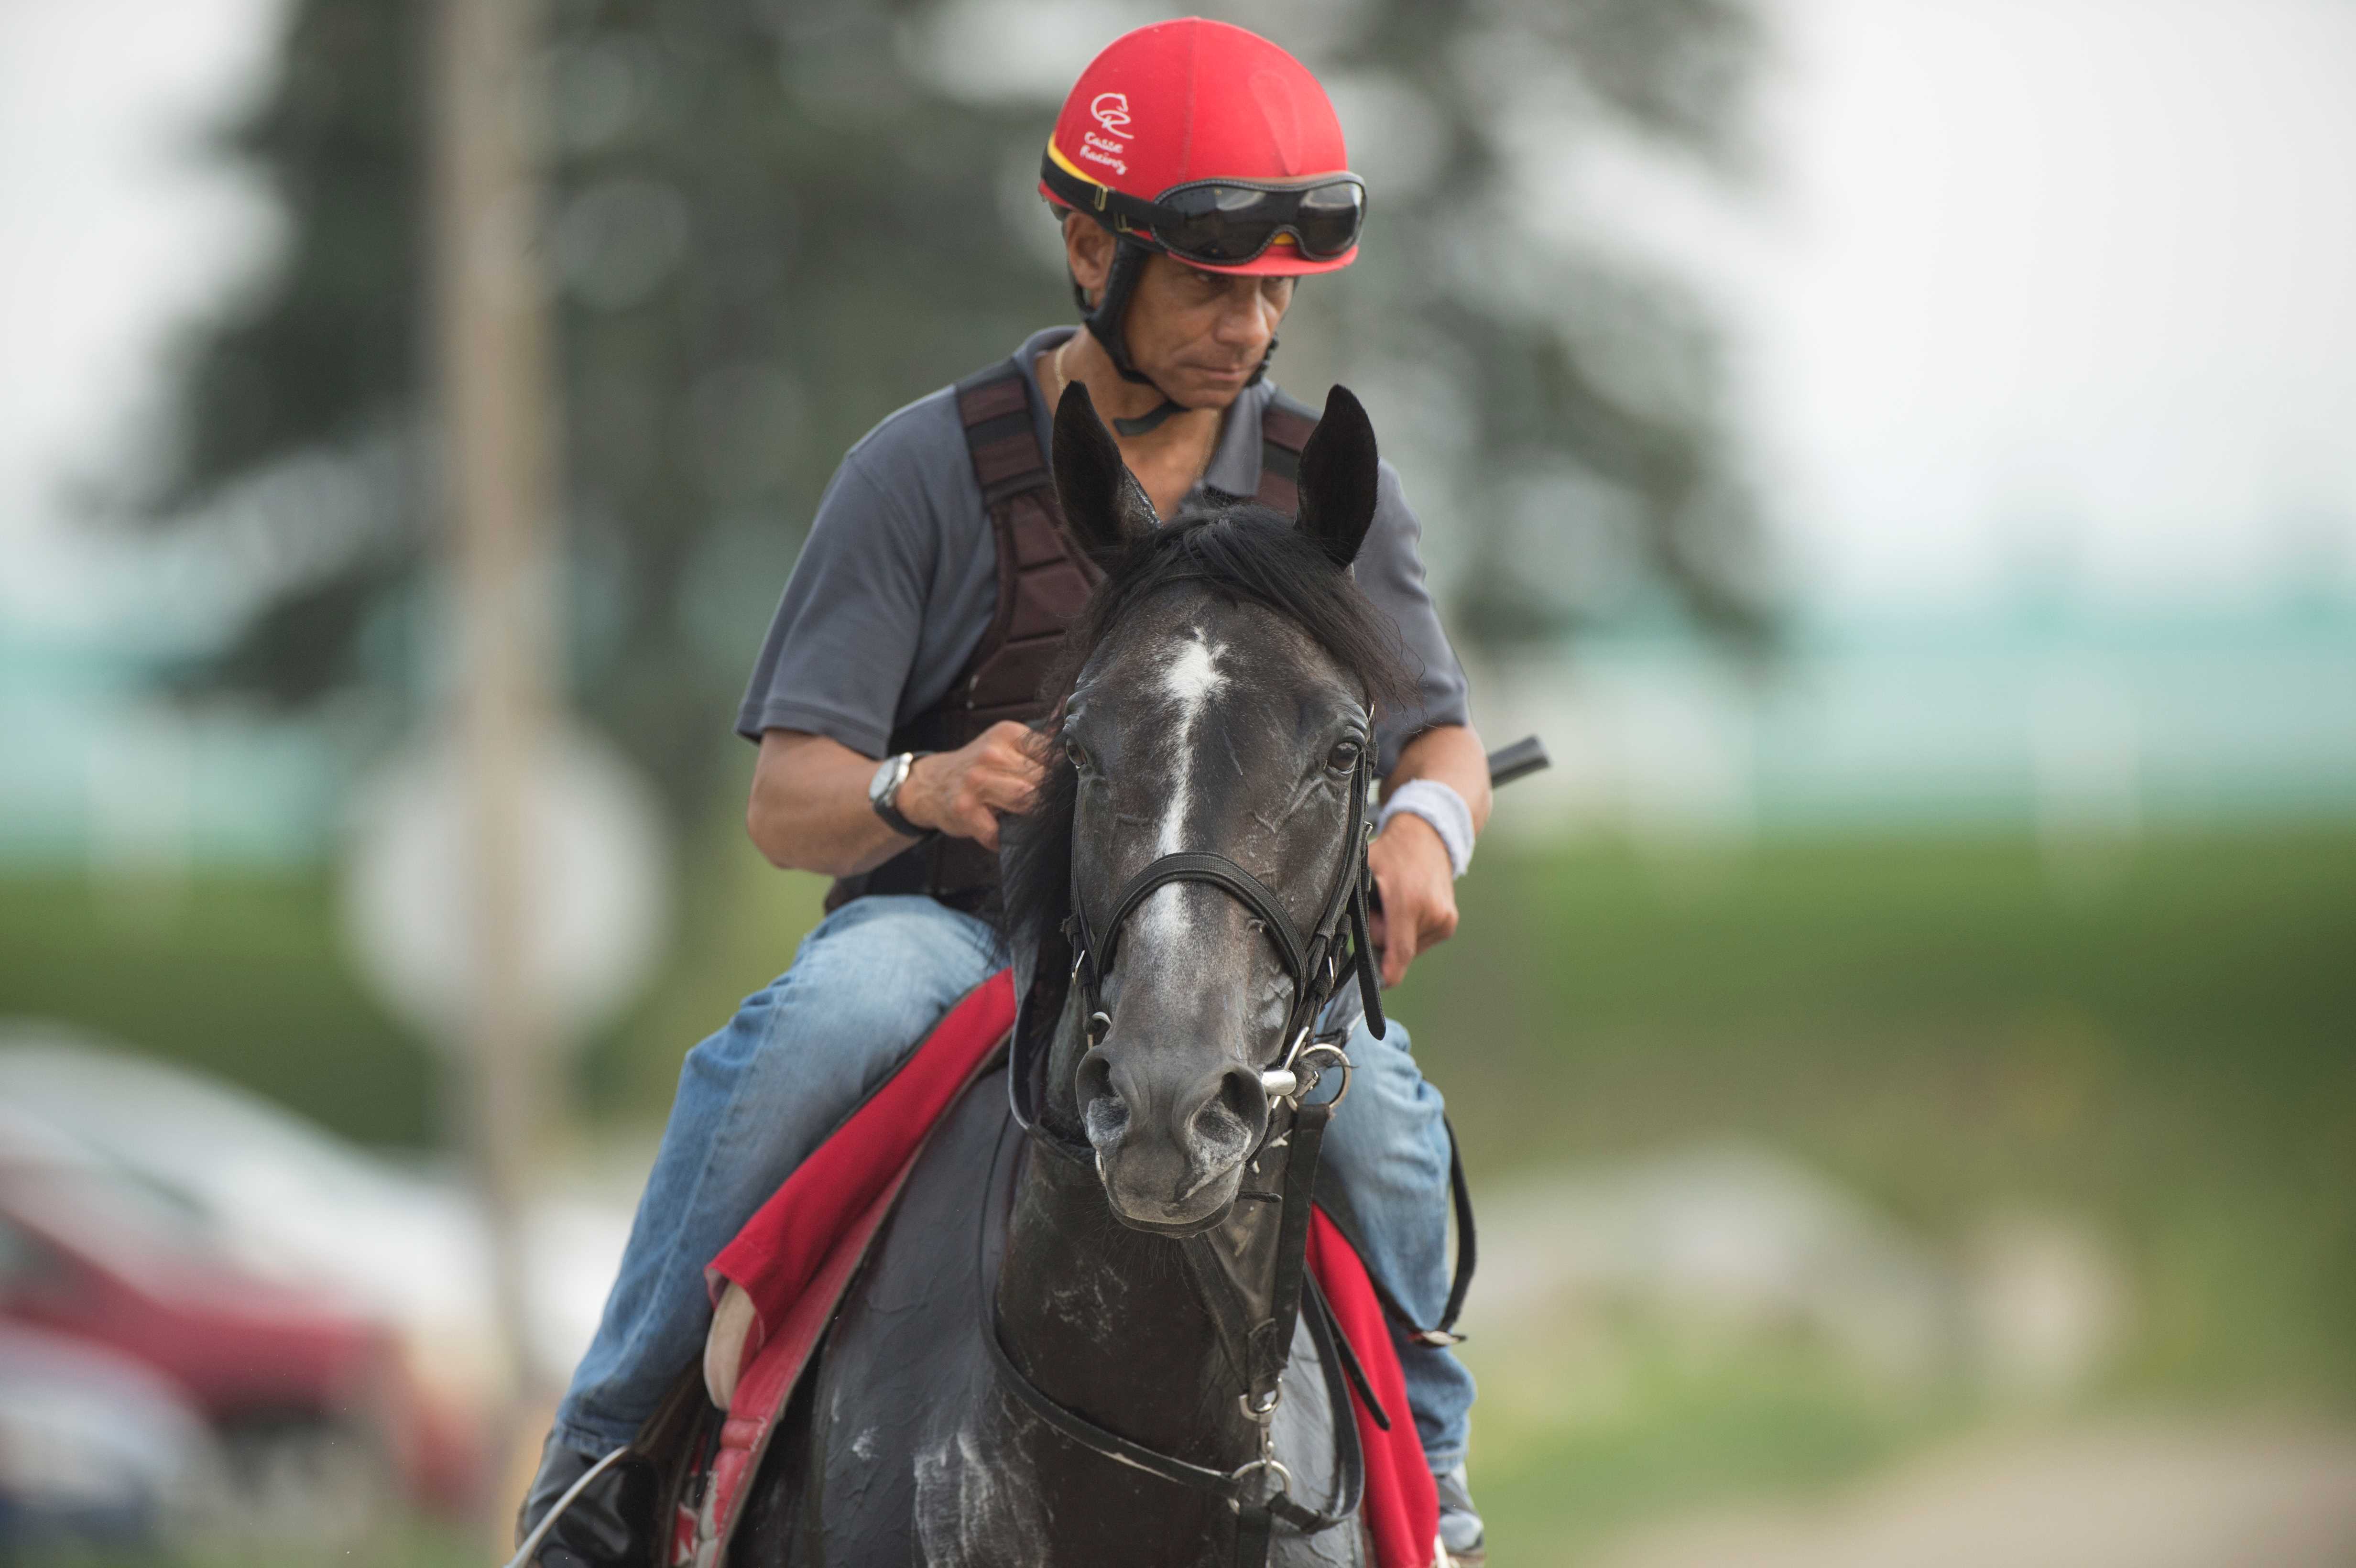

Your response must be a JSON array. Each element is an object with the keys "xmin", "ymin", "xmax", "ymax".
[{"xmin": 1040, "ymin": 152, "xmax": 1362, "ymax": 266}]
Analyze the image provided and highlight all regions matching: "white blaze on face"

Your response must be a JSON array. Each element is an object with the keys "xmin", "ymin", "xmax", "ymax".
[{"xmin": 1142, "ymin": 629, "xmax": 1228, "ymax": 944}]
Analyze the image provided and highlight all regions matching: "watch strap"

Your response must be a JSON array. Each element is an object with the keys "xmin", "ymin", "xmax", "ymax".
[{"xmin": 872, "ymin": 752, "xmax": 936, "ymax": 840}]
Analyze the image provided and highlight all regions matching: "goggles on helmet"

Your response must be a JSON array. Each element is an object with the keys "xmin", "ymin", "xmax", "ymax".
[{"xmin": 1041, "ymin": 152, "xmax": 1366, "ymax": 269}]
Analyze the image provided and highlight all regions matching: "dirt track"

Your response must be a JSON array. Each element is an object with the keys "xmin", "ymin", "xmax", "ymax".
[{"xmin": 1591, "ymin": 1420, "xmax": 2356, "ymax": 1568}]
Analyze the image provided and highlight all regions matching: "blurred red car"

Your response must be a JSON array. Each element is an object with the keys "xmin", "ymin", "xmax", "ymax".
[
  {"xmin": 0, "ymin": 1038, "xmax": 515, "ymax": 1517},
  {"xmin": 0, "ymin": 1114, "xmax": 468, "ymax": 1526}
]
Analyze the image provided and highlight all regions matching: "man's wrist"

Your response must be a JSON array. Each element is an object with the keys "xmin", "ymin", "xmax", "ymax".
[
  {"xmin": 1377, "ymin": 778, "xmax": 1474, "ymax": 878},
  {"xmin": 868, "ymin": 751, "xmax": 936, "ymax": 839}
]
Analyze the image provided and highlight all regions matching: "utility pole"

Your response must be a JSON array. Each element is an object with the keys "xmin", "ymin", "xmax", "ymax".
[{"xmin": 429, "ymin": 0, "xmax": 558, "ymax": 1519}]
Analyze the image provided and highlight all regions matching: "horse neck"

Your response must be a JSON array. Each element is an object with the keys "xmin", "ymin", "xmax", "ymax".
[{"xmin": 995, "ymin": 1068, "xmax": 1256, "ymax": 1471}]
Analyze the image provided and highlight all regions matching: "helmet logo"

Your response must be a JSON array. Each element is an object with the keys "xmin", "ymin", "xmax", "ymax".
[
  {"xmin": 1079, "ymin": 91, "xmax": 1131, "ymax": 176},
  {"xmin": 1090, "ymin": 92, "xmax": 1132, "ymax": 136}
]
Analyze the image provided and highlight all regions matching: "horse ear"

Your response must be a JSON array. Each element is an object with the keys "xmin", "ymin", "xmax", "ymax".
[
  {"xmin": 1294, "ymin": 384, "xmax": 1381, "ymax": 569},
  {"xmin": 1052, "ymin": 381, "xmax": 1157, "ymax": 560}
]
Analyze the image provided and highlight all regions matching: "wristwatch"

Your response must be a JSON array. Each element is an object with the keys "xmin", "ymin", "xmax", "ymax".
[{"xmin": 868, "ymin": 751, "xmax": 935, "ymax": 839}]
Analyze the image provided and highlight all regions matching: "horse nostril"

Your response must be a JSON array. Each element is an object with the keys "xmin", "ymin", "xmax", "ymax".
[
  {"xmin": 1075, "ymin": 1047, "xmax": 1124, "ymax": 1140},
  {"xmin": 1213, "ymin": 1065, "xmax": 1265, "ymax": 1137}
]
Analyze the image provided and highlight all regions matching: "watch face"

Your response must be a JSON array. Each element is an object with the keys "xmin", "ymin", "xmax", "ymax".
[{"xmin": 870, "ymin": 755, "xmax": 900, "ymax": 806}]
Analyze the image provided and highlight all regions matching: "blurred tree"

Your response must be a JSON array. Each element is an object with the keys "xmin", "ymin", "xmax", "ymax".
[
  {"xmin": 141, "ymin": 0, "xmax": 1772, "ymax": 819},
  {"xmin": 1294, "ymin": 0, "xmax": 1775, "ymax": 650}
]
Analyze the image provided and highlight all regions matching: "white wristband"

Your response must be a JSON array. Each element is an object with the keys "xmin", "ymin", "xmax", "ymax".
[{"xmin": 1376, "ymin": 778, "xmax": 1475, "ymax": 879}]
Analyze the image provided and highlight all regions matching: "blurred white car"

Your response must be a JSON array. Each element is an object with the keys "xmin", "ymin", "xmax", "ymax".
[{"xmin": 0, "ymin": 1319, "xmax": 220, "ymax": 1553}]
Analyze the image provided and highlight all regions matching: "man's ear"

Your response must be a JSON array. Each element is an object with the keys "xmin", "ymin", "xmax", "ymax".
[
  {"xmin": 1063, "ymin": 213, "xmax": 1113, "ymax": 306},
  {"xmin": 1295, "ymin": 384, "xmax": 1380, "ymax": 569},
  {"xmin": 1052, "ymin": 381, "xmax": 1157, "ymax": 560}
]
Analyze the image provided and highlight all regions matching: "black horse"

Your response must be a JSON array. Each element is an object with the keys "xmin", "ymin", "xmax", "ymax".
[{"xmin": 730, "ymin": 381, "xmax": 1412, "ymax": 1568}]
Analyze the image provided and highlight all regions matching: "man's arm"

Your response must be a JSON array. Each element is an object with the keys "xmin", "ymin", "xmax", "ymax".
[
  {"xmin": 1365, "ymin": 721, "xmax": 1492, "ymax": 989},
  {"xmin": 746, "ymin": 722, "xmax": 1047, "ymax": 878}
]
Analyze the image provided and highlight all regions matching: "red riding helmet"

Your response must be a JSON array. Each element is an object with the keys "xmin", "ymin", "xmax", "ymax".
[{"xmin": 1039, "ymin": 19, "xmax": 1366, "ymax": 415}]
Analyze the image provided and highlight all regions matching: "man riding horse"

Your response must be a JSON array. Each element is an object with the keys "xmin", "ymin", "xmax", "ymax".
[{"xmin": 520, "ymin": 20, "xmax": 1494, "ymax": 1566}]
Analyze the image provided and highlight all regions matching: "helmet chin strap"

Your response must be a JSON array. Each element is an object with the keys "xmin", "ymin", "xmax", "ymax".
[
  {"xmin": 1113, "ymin": 399, "xmax": 1185, "ymax": 439},
  {"xmin": 1070, "ymin": 233, "xmax": 1279, "ymax": 439}
]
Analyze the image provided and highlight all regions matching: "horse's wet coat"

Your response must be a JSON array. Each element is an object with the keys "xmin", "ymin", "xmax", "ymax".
[{"xmin": 730, "ymin": 385, "xmax": 1394, "ymax": 1567}]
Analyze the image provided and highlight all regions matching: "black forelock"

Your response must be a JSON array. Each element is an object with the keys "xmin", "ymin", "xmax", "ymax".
[
  {"xmin": 999, "ymin": 505, "xmax": 1414, "ymax": 953},
  {"xmin": 1061, "ymin": 504, "xmax": 1415, "ymax": 715}
]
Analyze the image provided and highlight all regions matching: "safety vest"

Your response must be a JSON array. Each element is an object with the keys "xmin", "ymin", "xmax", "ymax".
[{"xmin": 827, "ymin": 356, "xmax": 1320, "ymax": 915}]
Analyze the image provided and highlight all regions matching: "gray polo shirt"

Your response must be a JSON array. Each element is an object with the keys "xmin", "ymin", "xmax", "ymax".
[{"xmin": 737, "ymin": 328, "xmax": 1470, "ymax": 776}]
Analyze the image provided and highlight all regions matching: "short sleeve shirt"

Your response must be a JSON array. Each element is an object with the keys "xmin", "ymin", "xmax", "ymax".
[{"xmin": 737, "ymin": 328, "xmax": 1471, "ymax": 777}]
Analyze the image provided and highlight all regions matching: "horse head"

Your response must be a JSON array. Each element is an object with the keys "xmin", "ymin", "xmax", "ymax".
[{"xmin": 1001, "ymin": 380, "xmax": 1403, "ymax": 1235}]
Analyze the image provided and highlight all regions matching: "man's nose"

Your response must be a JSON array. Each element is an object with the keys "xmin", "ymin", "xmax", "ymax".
[{"xmin": 1213, "ymin": 287, "xmax": 1277, "ymax": 346}]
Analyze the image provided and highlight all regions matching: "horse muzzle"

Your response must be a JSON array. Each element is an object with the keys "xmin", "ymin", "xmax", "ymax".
[{"xmin": 1076, "ymin": 1040, "xmax": 1268, "ymax": 1232}]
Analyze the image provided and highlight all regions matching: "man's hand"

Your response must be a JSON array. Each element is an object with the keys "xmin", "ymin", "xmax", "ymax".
[
  {"xmin": 897, "ymin": 721, "xmax": 1046, "ymax": 852},
  {"xmin": 1360, "ymin": 723, "xmax": 1490, "ymax": 989},
  {"xmin": 1365, "ymin": 812, "xmax": 1459, "ymax": 989}
]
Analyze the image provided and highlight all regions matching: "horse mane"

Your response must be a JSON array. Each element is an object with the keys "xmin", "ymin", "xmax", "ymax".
[{"xmin": 999, "ymin": 505, "xmax": 1413, "ymax": 956}]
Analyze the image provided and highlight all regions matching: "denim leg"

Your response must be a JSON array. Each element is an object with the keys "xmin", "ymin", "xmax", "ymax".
[
  {"xmin": 552, "ymin": 895, "xmax": 1004, "ymax": 1456},
  {"xmin": 1313, "ymin": 1013, "xmax": 1475, "ymax": 1472}
]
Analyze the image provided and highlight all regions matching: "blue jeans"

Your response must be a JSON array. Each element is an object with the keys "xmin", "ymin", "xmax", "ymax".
[{"xmin": 554, "ymin": 893, "xmax": 1473, "ymax": 1473}]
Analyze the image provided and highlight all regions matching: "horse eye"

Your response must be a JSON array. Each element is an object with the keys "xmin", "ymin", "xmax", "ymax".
[
  {"xmin": 1325, "ymin": 740, "xmax": 1362, "ymax": 773},
  {"xmin": 1065, "ymin": 739, "xmax": 1090, "ymax": 770}
]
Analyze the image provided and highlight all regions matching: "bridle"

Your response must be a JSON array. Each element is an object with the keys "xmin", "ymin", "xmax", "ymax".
[
  {"xmin": 1009, "ymin": 742, "xmax": 1386, "ymax": 1162},
  {"xmin": 1074, "ymin": 742, "xmax": 1385, "ymax": 1086},
  {"xmin": 991, "ymin": 738, "xmax": 1390, "ymax": 1568}
]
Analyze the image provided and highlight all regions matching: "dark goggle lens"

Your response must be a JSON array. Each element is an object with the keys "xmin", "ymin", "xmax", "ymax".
[
  {"xmin": 1154, "ymin": 180, "xmax": 1364, "ymax": 263},
  {"xmin": 1287, "ymin": 181, "xmax": 1365, "ymax": 255}
]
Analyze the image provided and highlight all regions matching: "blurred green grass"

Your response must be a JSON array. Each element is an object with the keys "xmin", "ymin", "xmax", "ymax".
[
  {"xmin": 0, "ymin": 872, "xmax": 438, "ymax": 1144},
  {"xmin": 39, "ymin": 1520, "xmax": 481, "ymax": 1568},
  {"xmin": 1403, "ymin": 827, "xmax": 2356, "ymax": 1402},
  {"xmin": 4, "ymin": 823, "xmax": 2352, "ymax": 1563},
  {"xmin": 1400, "ymin": 825, "xmax": 2356, "ymax": 1561},
  {"xmin": 1462, "ymin": 1331, "xmax": 1970, "ymax": 1567}
]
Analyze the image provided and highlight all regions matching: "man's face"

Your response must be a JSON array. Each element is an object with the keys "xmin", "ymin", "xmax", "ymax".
[
  {"xmin": 1121, "ymin": 254, "xmax": 1294, "ymax": 410},
  {"xmin": 1065, "ymin": 214, "xmax": 1294, "ymax": 410}
]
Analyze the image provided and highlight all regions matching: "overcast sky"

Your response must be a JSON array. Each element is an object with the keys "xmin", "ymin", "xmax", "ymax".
[
  {"xmin": 1734, "ymin": 0, "xmax": 2356, "ymax": 610},
  {"xmin": 0, "ymin": 0, "xmax": 282, "ymax": 636},
  {"xmin": 4, "ymin": 0, "xmax": 2354, "ymax": 637}
]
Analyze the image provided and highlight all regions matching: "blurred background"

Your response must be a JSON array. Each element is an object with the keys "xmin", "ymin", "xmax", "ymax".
[{"xmin": 3, "ymin": 0, "xmax": 2353, "ymax": 1563}]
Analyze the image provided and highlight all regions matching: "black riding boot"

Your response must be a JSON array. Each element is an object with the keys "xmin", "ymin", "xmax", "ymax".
[{"xmin": 514, "ymin": 1434, "xmax": 659, "ymax": 1568}]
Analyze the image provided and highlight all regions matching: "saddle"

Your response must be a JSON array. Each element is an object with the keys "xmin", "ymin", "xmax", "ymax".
[{"xmin": 645, "ymin": 972, "xmax": 1444, "ymax": 1568}]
